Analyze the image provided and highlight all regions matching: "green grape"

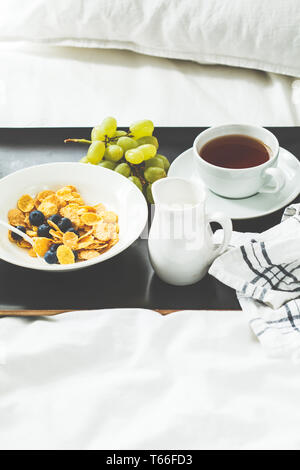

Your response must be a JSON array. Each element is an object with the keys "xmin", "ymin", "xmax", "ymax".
[
  {"xmin": 130, "ymin": 119, "xmax": 154, "ymax": 139},
  {"xmin": 105, "ymin": 144, "xmax": 123, "ymax": 162},
  {"xmin": 114, "ymin": 130, "xmax": 127, "ymax": 137},
  {"xmin": 156, "ymin": 154, "xmax": 170, "ymax": 172},
  {"xmin": 115, "ymin": 162, "xmax": 131, "ymax": 177},
  {"xmin": 138, "ymin": 144, "xmax": 157, "ymax": 161},
  {"xmin": 86, "ymin": 141, "xmax": 105, "ymax": 164},
  {"xmin": 91, "ymin": 126, "xmax": 105, "ymax": 141},
  {"xmin": 98, "ymin": 160, "xmax": 117, "ymax": 170},
  {"xmin": 117, "ymin": 136, "xmax": 138, "ymax": 152},
  {"xmin": 144, "ymin": 166, "xmax": 166, "ymax": 183},
  {"xmin": 146, "ymin": 184, "xmax": 154, "ymax": 204},
  {"xmin": 79, "ymin": 155, "xmax": 89, "ymax": 163},
  {"xmin": 101, "ymin": 116, "xmax": 117, "ymax": 138},
  {"xmin": 103, "ymin": 147, "xmax": 113, "ymax": 158},
  {"xmin": 128, "ymin": 176, "xmax": 143, "ymax": 191},
  {"xmin": 136, "ymin": 136, "xmax": 159, "ymax": 149},
  {"xmin": 145, "ymin": 157, "xmax": 164, "ymax": 169},
  {"xmin": 125, "ymin": 148, "xmax": 144, "ymax": 164},
  {"xmin": 91, "ymin": 116, "xmax": 117, "ymax": 141}
]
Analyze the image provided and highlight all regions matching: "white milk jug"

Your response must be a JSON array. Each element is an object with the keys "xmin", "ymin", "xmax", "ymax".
[{"xmin": 148, "ymin": 177, "xmax": 232, "ymax": 286}]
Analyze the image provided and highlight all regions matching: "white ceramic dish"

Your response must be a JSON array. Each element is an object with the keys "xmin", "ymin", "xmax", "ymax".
[
  {"xmin": 168, "ymin": 147, "xmax": 300, "ymax": 220},
  {"xmin": 0, "ymin": 162, "xmax": 148, "ymax": 271}
]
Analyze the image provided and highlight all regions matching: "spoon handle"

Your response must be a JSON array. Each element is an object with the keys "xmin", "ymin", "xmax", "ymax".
[
  {"xmin": 0, "ymin": 220, "xmax": 34, "ymax": 245},
  {"xmin": 0, "ymin": 219, "xmax": 45, "ymax": 262}
]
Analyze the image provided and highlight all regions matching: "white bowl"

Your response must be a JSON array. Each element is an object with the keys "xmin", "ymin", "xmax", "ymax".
[{"xmin": 0, "ymin": 162, "xmax": 148, "ymax": 271}]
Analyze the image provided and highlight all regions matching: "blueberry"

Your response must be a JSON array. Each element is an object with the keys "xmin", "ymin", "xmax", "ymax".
[
  {"xmin": 73, "ymin": 250, "xmax": 78, "ymax": 261},
  {"xmin": 50, "ymin": 243, "xmax": 60, "ymax": 252},
  {"xmin": 29, "ymin": 210, "xmax": 45, "ymax": 226},
  {"xmin": 48, "ymin": 214, "xmax": 61, "ymax": 225},
  {"xmin": 44, "ymin": 250, "xmax": 58, "ymax": 264},
  {"xmin": 58, "ymin": 217, "xmax": 72, "ymax": 232},
  {"xmin": 67, "ymin": 227, "xmax": 79, "ymax": 236},
  {"xmin": 37, "ymin": 223, "xmax": 52, "ymax": 238},
  {"xmin": 11, "ymin": 225, "xmax": 26, "ymax": 241}
]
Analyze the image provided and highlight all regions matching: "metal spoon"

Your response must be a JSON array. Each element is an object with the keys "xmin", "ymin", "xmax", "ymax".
[{"xmin": 0, "ymin": 220, "xmax": 44, "ymax": 261}]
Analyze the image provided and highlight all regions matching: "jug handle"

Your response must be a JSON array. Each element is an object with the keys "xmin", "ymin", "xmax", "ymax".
[{"xmin": 206, "ymin": 212, "xmax": 232, "ymax": 258}]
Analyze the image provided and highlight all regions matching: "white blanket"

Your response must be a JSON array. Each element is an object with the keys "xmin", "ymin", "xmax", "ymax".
[
  {"xmin": 2, "ymin": 0, "xmax": 300, "ymax": 78},
  {"xmin": 1, "ymin": 43, "xmax": 299, "ymax": 127},
  {"xmin": 1, "ymin": 308, "xmax": 300, "ymax": 450}
]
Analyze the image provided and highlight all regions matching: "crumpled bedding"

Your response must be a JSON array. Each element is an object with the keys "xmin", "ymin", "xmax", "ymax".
[
  {"xmin": 2, "ymin": 0, "xmax": 300, "ymax": 78},
  {"xmin": 0, "ymin": 43, "xmax": 299, "ymax": 127},
  {"xmin": 1, "ymin": 308, "xmax": 300, "ymax": 450}
]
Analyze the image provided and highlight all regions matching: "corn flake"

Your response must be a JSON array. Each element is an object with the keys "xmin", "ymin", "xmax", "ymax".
[
  {"xmin": 71, "ymin": 192, "xmax": 81, "ymax": 199},
  {"xmin": 48, "ymin": 219, "xmax": 63, "ymax": 234},
  {"xmin": 33, "ymin": 237, "xmax": 52, "ymax": 257},
  {"xmin": 94, "ymin": 221, "xmax": 113, "ymax": 242},
  {"xmin": 81, "ymin": 212, "xmax": 100, "ymax": 225},
  {"xmin": 8, "ymin": 231, "xmax": 15, "ymax": 243},
  {"xmin": 56, "ymin": 187, "xmax": 72, "ymax": 198},
  {"xmin": 17, "ymin": 240, "xmax": 31, "ymax": 249},
  {"xmin": 88, "ymin": 242, "xmax": 109, "ymax": 250},
  {"xmin": 66, "ymin": 185, "xmax": 77, "ymax": 192},
  {"xmin": 37, "ymin": 190, "xmax": 55, "ymax": 202},
  {"xmin": 17, "ymin": 194, "xmax": 35, "ymax": 213},
  {"xmin": 24, "ymin": 213, "xmax": 31, "ymax": 227},
  {"xmin": 34, "ymin": 198, "xmax": 40, "ymax": 209},
  {"xmin": 8, "ymin": 208, "xmax": 25, "ymax": 226},
  {"xmin": 78, "ymin": 229, "xmax": 94, "ymax": 240},
  {"xmin": 26, "ymin": 229, "xmax": 38, "ymax": 237},
  {"xmin": 78, "ymin": 250, "xmax": 100, "ymax": 260},
  {"xmin": 102, "ymin": 211, "xmax": 118, "ymax": 224},
  {"xmin": 38, "ymin": 201, "xmax": 58, "ymax": 218},
  {"xmin": 63, "ymin": 231, "xmax": 78, "ymax": 249},
  {"xmin": 82, "ymin": 206, "xmax": 97, "ymax": 213},
  {"xmin": 77, "ymin": 235, "xmax": 95, "ymax": 250},
  {"xmin": 49, "ymin": 229, "xmax": 63, "ymax": 240},
  {"xmin": 109, "ymin": 233, "xmax": 119, "ymax": 247},
  {"xmin": 43, "ymin": 194, "xmax": 61, "ymax": 207},
  {"xmin": 28, "ymin": 248, "xmax": 37, "ymax": 257},
  {"xmin": 94, "ymin": 203, "xmax": 106, "ymax": 214},
  {"xmin": 57, "ymin": 245, "xmax": 75, "ymax": 264}
]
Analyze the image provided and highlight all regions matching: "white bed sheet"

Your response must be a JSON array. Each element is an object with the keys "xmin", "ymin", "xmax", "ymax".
[
  {"xmin": 0, "ymin": 43, "xmax": 300, "ymax": 127},
  {"xmin": 1, "ymin": 308, "xmax": 300, "ymax": 451}
]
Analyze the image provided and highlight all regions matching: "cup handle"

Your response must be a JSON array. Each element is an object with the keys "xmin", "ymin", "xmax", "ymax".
[
  {"xmin": 207, "ymin": 212, "xmax": 232, "ymax": 258},
  {"xmin": 259, "ymin": 167, "xmax": 286, "ymax": 194}
]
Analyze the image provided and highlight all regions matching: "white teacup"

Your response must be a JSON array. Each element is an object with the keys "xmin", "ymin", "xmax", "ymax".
[{"xmin": 193, "ymin": 124, "xmax": 286, "ymax": 199}]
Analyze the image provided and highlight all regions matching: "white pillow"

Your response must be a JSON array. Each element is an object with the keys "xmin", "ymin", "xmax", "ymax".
[{"xmin": 1, "ymin": 0, "xmax": 300, "ymax": 77}]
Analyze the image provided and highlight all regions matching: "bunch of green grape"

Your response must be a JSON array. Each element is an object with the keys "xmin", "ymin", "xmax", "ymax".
[{"xmin": 64, "ymin": 117, "xmax": 170, "ymax": 204}]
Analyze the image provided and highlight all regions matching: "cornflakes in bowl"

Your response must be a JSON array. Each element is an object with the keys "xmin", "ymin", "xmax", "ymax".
[
  {"xmin": 0, "ymin": 163, "xmax": 148, "ymax": 271},
  {"xmin": 8, "ymin": 186, "xmax": 119, "ymax": 265}
]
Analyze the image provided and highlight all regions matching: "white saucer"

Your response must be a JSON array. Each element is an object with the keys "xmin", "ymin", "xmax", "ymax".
[{"xmin": 168, "ymin": 147, "xmax": 300, "ymax": 219}]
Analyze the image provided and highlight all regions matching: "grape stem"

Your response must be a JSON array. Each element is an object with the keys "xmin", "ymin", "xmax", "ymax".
[
  {"xmin": 64, "ymin": 132, "xmax": 133, "ymax": 146},
  {"xmin": 129, "ymin": 163, "xmax": 146, "ymax": 186},
  {"xmin": 64, "ymin": 138, "xmax": 92, "ymax": 144}
]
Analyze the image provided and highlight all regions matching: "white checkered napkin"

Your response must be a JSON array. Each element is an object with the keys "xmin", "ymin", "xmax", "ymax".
[{"xmin": 209, "ymin": 204, "xmax": 300, "ymax": 359}]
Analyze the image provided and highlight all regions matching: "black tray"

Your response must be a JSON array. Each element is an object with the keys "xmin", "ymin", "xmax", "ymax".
[{"xmin": 0, "ymin": 127, "xmax": 299, "ymax": 311}]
